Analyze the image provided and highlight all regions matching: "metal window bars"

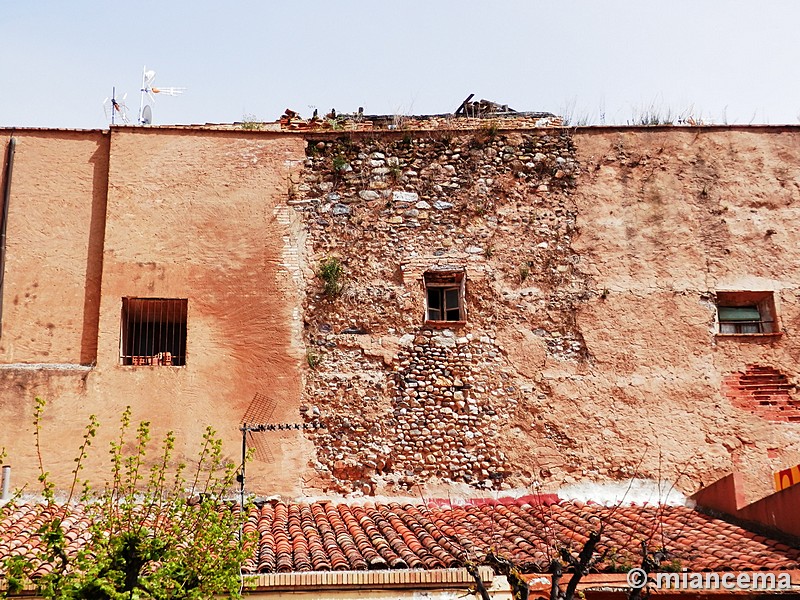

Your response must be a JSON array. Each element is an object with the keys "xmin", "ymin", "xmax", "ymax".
[
  {"xmin": 719, "ymin": 319, "xmax": 774, "ymax": 334},
  {"xmin": 120, "ymin": 298, "xmax": 188, "ymax": 366}
]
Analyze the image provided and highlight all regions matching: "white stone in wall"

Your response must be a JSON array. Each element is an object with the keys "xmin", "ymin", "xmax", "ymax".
[{"xmin": 392, "ymin": 191, "xmax": 419, "ymax": 203}]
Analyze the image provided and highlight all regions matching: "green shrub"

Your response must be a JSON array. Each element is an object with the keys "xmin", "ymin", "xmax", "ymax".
[
  {"xmin": 317, "ymin": 257, "xmax": 344, "ymax": 297},
  {"xmin": 306, "ymin": 351, "xmax": 322, "ymax": 369},
  {"xmin": 240, "ymin": 113, "xmax": 264, "ymax": 130},
  {"xmin": 2, "ymin": 398, "xmax": 252, "ymax": 600},
  {"xmin": 519, "ymin": 263, "xmax": 530, "ymax": 283},
  {"xmin": 332, "ymin": 155, "xmax": 349, "ymax": 172}
]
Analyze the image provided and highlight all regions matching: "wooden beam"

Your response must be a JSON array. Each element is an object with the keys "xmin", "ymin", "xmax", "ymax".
[{"xmin": 454, "ymin": 93, "xmax": 474, "ymax": 115}]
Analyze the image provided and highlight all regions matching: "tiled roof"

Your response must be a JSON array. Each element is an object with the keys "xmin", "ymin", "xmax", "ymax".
[{"xmin": 2, "ymin": 499, "xmax": 799, "ymax": 577}]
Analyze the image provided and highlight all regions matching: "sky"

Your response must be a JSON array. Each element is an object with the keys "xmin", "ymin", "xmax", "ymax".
[{"xmin": 1, "ymin": 0, "xmax": 799, "ymax": 129}]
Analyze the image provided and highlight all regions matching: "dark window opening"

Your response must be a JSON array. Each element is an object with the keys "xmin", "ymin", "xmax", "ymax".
[
  {"xmin": 716, "ymin": 291, "xmax": 777, "ymax": 335},
  {"xmin": 424, "ymin": 270, "xmax": 465, "ymax": 324},
  {"xmin": 427, "ymin": 287, "xmax": 462, "ymax": 321},
  {"xmin": 121, "ymin": 298, "xmax": 187, "ymax": 366}
]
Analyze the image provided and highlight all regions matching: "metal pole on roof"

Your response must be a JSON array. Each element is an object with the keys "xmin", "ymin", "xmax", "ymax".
[
  {"xmin": 1, "ymin": 465, "xmax": 10, "ymax": 501},
  {"xmin": 236, "ymin": 420, "xmax": 326, "ymax": 509},
  {"xmin": 138, "ymin": 66, "xmax": 146, "ymax": 126},
  {"xmin": 239, "ymin": 424, "xmax": 247, "ymax": 512}
]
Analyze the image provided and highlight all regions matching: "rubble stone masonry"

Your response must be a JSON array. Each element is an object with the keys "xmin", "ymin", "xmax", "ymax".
[
  {"xmin": 1, "ymin": 125, "xmax": 800, "ymax": 501},
  {"xmin": 292, "ymin": 129, "xmax": 588, "ymax": 494},
  {"xmin": 294, "ymin": 127, "xmax": 800, "ymax": 500}
]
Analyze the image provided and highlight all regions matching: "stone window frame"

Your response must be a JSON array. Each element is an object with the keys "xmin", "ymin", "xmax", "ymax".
[
  {"xmin": 120, "ymin": 297, "xmax": 188, "ymax": 366},
  {"xmin": 715, "ymin": 290, "xmax": 780, "ymax": 336},
  {"xmin": 423, "ymin": 269, "xmax": 466, "ymax": 328}
]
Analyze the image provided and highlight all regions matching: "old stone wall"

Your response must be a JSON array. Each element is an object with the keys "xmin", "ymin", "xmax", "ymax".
[
  {"xmin": 294, "ymin": 126, "xmax": 800, "ymax": 501},
  {"xmin": 293, "ymin": 129, "xmax": 593, "ymax": 495},
  {"xmin": 2, "ymin": 125, "xmax": 800, "ymax": 502}
]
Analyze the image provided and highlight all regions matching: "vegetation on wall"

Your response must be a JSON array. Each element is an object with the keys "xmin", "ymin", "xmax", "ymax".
[
  {"xmin": 317, "ymin": 256, "xmax": 345, "ymax": 297},
  {"xmin": 239, "ymin": 113, "xmax": 264, "ymax": 131}
]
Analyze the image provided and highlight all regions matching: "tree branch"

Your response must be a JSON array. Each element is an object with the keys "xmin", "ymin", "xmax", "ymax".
[
  {"xmin": 465, "ymin": 561, "xmax": 492, "ymax": 600},
  {"xmin": 563, "ymin": 530, "xmax": 601, "ymax": 600}
]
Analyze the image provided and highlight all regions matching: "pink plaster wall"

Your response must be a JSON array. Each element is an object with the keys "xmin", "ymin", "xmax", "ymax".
[
  {"xmin": 0, "ymin": 130, "xmax": 108, "ymax": 364},
  {"xmin": 0, "ymin": 128, "xmax": 311, "ymax": 494},
  {"xmin": 692, "ymin": 472, "xmax": 800, "ymax": 538}
]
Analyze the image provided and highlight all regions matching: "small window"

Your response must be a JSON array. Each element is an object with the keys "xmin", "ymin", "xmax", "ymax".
[
  {"xmin": 424, "ymin": 270, "xmax": 466, "ymax": 324},
  {"xmin": 121, "ymin": 298, "xmax": 187, "ymax": 366},
  {"xmin": 716, "ymin": 291, "xmax": 777, "ymax": 335}
]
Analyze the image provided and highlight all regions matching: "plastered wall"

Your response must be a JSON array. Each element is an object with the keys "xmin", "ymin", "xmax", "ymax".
[
  {"xmin": 0, "ymin": 128, "xmax": 311, "ymax": 494},
  {"xmin": 1, "ymin": 125, "xmax": 799, "ymax": 501}
]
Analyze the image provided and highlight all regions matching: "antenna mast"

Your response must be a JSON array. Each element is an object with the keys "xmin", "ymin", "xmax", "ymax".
[
  {"xmin": 103, "ymin": 87, "xmax": 129, "ymax": 125},
  {"xmin": 237, "ymin": 421, "xmax": 325, "ymax": 509},
  {"xmin": 138, "ymin": 66, "xmax": 148, "ymax": 125},
  {"xmin": 138, "ymin": 65, "xmax": 186, "ymax": 125}
]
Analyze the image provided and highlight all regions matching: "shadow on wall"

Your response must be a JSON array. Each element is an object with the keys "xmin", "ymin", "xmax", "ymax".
[{"xmin": 79, "ymin": 138, "xmax": 110, "ymax": 365}]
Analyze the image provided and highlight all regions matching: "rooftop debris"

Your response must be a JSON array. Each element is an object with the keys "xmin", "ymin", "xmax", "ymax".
[
  {"xmin": 279, "ymin": 95, "xmax": 562, "ymax": 132},
  {"xmin": 455, "ymin": 93, "xmax": 519, "ymax": 117}
]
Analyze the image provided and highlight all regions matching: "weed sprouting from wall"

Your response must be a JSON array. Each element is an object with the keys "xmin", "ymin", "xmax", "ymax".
[
  {"xmin": 519, "ymin": 263, "xmax": 531, "ymax": 283},
  {"xmin": 317, "ymin": 257, "xmax": 344, "ymax": 297},
  {"xmin": 473, "ymin": 120, "xmax": 500, "ymax": 146},
  {"xmin": 240, "ymin": 113, "xmax": 264, "ymax": 130},
  {"xmin": 306, "ymin": 350, "xmax": 322, "ymax": 369}
]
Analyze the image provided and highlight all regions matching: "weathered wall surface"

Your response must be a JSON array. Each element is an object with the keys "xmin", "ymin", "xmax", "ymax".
[
  {"xmin": 293, "ymin": 128, "xmax": 592, "ymax": 496},
  {"xmin": 294, "ymin": 126, "xmax": 800, "ymax": 501},
  {"xmin": 566, "ymin": 128, "xmax": 800, "ymax": 501},
  {"xmin": 0, "ymin": 129, "xmax": 311, "ymax": 494},
  {"xmin": 0, "ymin": 130, "xmax": 108, "ymax": 365},
  {"xmin": 92, "ymin": 129, "xmax": 310, "ymax": 492},
  {"xmin": 2, "ymin": 125, "xmax": 800, "ymax": 502}
]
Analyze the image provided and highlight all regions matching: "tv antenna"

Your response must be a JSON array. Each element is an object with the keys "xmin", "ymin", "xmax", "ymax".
[
  {"xmin": 138, "ymin": 65, "xmax": 186, "ymax": 125},
  {"xmin": 103, "ymin": 87, "xmax": 129, "ymax": 125},
  {"xmin": 237, "ymin": 393, "xmax": 325, "ymax": 508}
]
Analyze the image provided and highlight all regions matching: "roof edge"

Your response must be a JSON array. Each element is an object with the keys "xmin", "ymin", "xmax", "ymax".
[{"xmin": 244, "ymin": 566, "xmax": 493, "ymax": 592}]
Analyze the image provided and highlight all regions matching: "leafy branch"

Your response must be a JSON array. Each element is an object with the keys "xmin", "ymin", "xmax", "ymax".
[{"xmin": 1, "ymin": 399, "xmax": 252, "ymax": 600}]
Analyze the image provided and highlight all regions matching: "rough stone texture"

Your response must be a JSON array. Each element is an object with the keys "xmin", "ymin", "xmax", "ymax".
[
  {"xmin": 1, "ymin": 125, "xmax": 800, "ymax": 503},
  {"xmin": 296, "ymin": 127, "xmax": 800, "ymax": 500},
  {"xmin": 294, "ymin": 129, "xmax": 592, "ymax": 494}
]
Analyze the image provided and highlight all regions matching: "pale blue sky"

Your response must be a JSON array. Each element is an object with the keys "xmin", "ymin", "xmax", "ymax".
[{"xmin": 1, "ymin": 0, "xmax": 798, "ymax": 128}]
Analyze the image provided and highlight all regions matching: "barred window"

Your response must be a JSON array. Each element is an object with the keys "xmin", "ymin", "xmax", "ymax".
[{"xmin": 120, "ymin": 298, "xmax": 187, "ymax": 366}]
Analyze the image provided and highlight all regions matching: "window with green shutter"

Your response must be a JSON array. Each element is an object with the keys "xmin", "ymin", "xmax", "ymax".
[{"xmin": 716, "ymin": 291, "xmax": 777, "ymax": 335}]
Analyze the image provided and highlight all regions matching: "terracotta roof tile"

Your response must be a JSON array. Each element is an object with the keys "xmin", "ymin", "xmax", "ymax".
[{"xmin": 2, "ymin": 499, "xmax": 799, "ymax": 576}]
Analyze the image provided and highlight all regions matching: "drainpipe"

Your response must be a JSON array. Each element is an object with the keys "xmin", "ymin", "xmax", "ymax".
[
  {"xmin": 0, "ymin": 137, "xmax": 15, "ymax": 340},
  {"xmin": 1, "ymin": 465, "xmax": 10, "ymax": 501}
]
